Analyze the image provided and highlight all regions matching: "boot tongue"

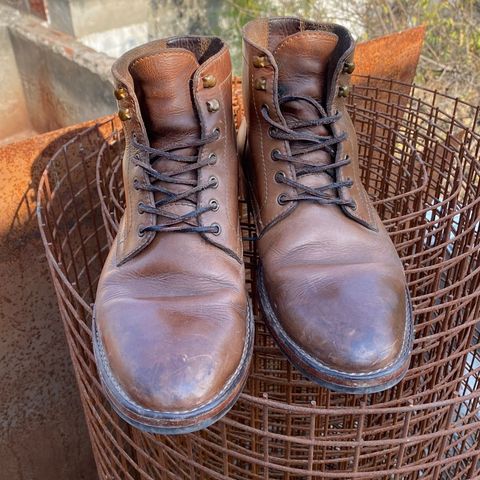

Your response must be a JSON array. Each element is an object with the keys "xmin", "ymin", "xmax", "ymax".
[
  {"xmin": 130, "ymin": 49, "xmax": 200, "ymax": 149},
  {"xmin": 273, "ymin": 31, "xmax": 339, "ymax": 191},
  {"xmin": 273, "ymin": 30, "xmax": 338, "ymax": 102},
  {"xmin": 130, "ymin": 49, "xmax": 201, "ymax": 222}
]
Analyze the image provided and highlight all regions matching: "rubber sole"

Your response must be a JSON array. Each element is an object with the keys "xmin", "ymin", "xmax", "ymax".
[
  {"xmin": 257, "ymin": 265, "xmax": 414, "ymax": 394},
  {"xmin": 92, "ymin": 300, "xmax": 254, "ymax": 434}
]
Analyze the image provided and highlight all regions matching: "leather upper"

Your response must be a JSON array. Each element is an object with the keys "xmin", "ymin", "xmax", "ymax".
[
  {"xmin": 96, "ymin": 230, "xmax": 247, "ymax": 411},
  {"xmin": 242, "ymin": 18, "xmax": 375, "ymax": 232},
  {"xmin": 95, "ymin": 37, "xmax": 248, "ymax": 413},
  {"xmin": 112, "ymin": 37, "xmax": 242, "ymax": 266},
  {"xmin": 242, "ymin": 18, "xmax": 410, "ymax": 375}
]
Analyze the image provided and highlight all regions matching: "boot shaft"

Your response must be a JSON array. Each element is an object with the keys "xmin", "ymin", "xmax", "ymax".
[
  {"xmin": 111, "ymin": 37, "xmax": 242, "ymax": 265},
  {"xmin": 241, "ymin": 18, "xmax": 376, "ymax": 233}
]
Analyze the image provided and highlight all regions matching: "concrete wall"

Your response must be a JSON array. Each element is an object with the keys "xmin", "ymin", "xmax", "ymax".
[
  {"xmin": 0, "ymin": 0, "xmax": 47, "ymax": 20},
  {"xmin": 0, "ymin": 25, "xmax": 34, "ymax": 143},
  {"xmin": 45, "ymin": 0, "xmax": 75, "ymax": 36},
  {"xmin": 0, "ymin": 5, "xmax": 116, "ymax": 141},
  {"xmin": 46, "ymin": 0, "xmax": 148, "ymax": 37}
]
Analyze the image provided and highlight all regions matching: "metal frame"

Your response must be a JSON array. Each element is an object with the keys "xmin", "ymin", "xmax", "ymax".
[{"xmin": 36, "ymin": 77, "xmax": 480, "ymax": 479}]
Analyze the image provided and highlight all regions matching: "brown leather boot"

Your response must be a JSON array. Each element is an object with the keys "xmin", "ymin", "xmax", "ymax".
[
  {"xmin": 241, "ymin": 18, "xmax": 413, "ymax": 393},
  {"xmin": 93, "ymin": 37, "xmax": 253, "ymax": 433}
]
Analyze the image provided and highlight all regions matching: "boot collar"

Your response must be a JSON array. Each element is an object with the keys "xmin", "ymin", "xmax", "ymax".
[{"xmin": 242, "ymin": 17, "xmax": 355, "ymax": 113}]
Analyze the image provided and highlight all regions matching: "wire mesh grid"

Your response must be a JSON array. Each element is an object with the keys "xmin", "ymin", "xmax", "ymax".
[{"xmin": 37, "ymin": 77, "xmax": 480, "ymax": 479}]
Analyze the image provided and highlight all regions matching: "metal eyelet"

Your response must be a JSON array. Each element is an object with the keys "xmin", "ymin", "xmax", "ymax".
[
  {"xmin": 268, "ymin": 126, "xmax": 277, "ymax": 137},
  {"xmin": 277, "ymin": 193, "xmax": 288, "ymax": 205},
  {"xmin": 209, "ymin": 199, "xmax": 219, "ymax": 211},
  {"xmin": 114, "ymin": 86, "xmax": 128, "ymax": 100},
  {"xmin": 338, "ymin": 86, "xmax": 350, "ymax": 98},
  {"xmin": 208, "ymin": 153, "xmax": 217, "ymax": 165},
  {"xmin": 206, "ymin": 99, "xmax": 220, "ymax": 112},
  {"xmin": 254, "ymin": 77, "xmax": 267, "ymax": 91},
  {"xmin": 209, "ymin": 175, "xmax": 219, "ymax": 189},
  {"xmin": 133, "ymin": 178, "xmax": 140, "ymax": 190},
  {"xmin": 271, "ymin": 149, "xmax": 281, "ymax": 161},
  {"xmin": 137, "ymin": 202, "xmax": 145, "ymax": 214},
  {"xmin": 138, "ymin": 226, "xmax": 145, "ymax": 237},
  {"xmin": 253, "ymin": 55, "xmax": 269, "ymax": 68},
  {"xmin": 211, "ymin": 223, "xmax": 221, "ymax": 235},
  {"xmin": 343, "ymin": 61, "xmax": 355, "ymax": 74},
  {"xmin": 350, "ymin": 201, "xmax": 357, "ymax": 211},
  {"xmin": 118, "ymin": 108, "xmax": 132, "ymax": 121},
  {"xmin": 275, "ymin": 171, "xmax": 286, "ymax": 183},
  {"xmin": 213, "ymin": 127, "xmax": 221, "ymax": 137},
  {"xmin": 202, "ymin": 74, "xmax": 217, "ymax": 88}
]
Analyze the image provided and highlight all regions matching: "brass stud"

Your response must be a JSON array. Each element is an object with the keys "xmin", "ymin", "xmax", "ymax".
[
  {"xmin": 343, "ymin": 61, "xmax": 355, "ymax": 74},
  {"xmin": 202, "ymin": 74, "xmax": 217, "ymax": 88},
  {"xmin": 118, "ymin": 108, "xmax": 132, "ymax": 121},
  {"xmin": 254, "ymin": 77, "xmax": 267, "ymax": 91},
  {"xmin": 338, "ymin": 86, "xmax": 350, "ymax": 98},
  {"xmin": 253, "ymin": 55, "xmax": 269, "ymax": 68},
  {"xmin": 114, "ymin": 86, "xmax": 127, "ymax": 100},
  {"xmin": 206, "ymin": 99, "xmax": 220, "ymax": 112}
]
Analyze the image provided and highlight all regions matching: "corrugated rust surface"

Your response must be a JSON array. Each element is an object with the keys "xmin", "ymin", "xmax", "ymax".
[{"xmin": 0, "ymin": 120, "xmax": 110, "ymax": 480}]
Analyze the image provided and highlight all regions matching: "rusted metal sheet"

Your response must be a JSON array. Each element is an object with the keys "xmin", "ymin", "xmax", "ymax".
[
  {"xmin": 354, "ymin": 26, "xmax": 426, "ymax": 85},
  {"xmin": 0, "ymin": 120, "xmax": 106, "ymax": 480},
  {"xmin": 350, "ymin": 27, "xmax": 426, "ymax": 141},
  {"xmin": 28, "ymin": 0, "xmax": 47, "ymax": 20}
]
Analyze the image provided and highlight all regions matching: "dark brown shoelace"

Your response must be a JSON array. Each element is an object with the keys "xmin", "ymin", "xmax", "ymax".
[
  {"xmin": 262, "ymin": 95, "xmax": 355, "ymax": 208},
  {"xmin": 132, "ymin": 130, "xmax": 221, "ymax": 235}
]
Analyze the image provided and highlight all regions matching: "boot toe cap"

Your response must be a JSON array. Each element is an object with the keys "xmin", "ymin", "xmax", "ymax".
[
  {"xmin": 95, "ymin": 298, "xmax": 248, "ymax": 415},
  {"xmin": 268, "ymin": 263, "xmax": 410, "ymax": 375}
]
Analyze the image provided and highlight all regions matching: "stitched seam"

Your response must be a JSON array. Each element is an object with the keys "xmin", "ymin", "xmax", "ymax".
[
  {"xmin": 118, "ymin": 153, "xmax": 154, "ymax": 264},
  {"xmin": 351, "ymin": 179, "xmax": 376, "ymax": 228},
  {"xmin": 267, "ymin": 17, "xmax": 272, "ymax": 50},
  {"xmin": 123, "ymin": 157, "xmax": 155, "ymax": 261},
  {"xmin": 338, "ymin": 119, "xmax": 377, "ymax": 229},
  {"xmin": 219, "ymin": 74, "xmax": 240, "ymax": 256},
  {"xmin": 197, "ymin": 47, "xmax": 224, "ymax": 72},
  {"xmin": 197, "ymin": 71, "xmax": 240, "ymax": 257},
  {"xmin": 94, "ymin": 303, "xmax": 253, "ymax": 416},
  {"xmin": 362, "ymin": 183, "xmax": 377, "ymax": 226},
  {"xmin": 207, "ymin": 70, "xmax": 231, "ymax": 91},
  {"xmin": 251, "ymin": 70, "xmax": 267, "ymax": 227}
]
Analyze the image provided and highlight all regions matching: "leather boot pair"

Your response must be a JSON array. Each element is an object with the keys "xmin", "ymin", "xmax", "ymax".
[{"xmin": 94, "ymin": 18, "xmax": 413, "ymax": 435}]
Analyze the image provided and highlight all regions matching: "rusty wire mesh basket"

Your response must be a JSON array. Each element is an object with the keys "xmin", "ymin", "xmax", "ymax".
[{"xmin": 37, "ymin": 77, "xmax": 480, "ymax": 479}]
